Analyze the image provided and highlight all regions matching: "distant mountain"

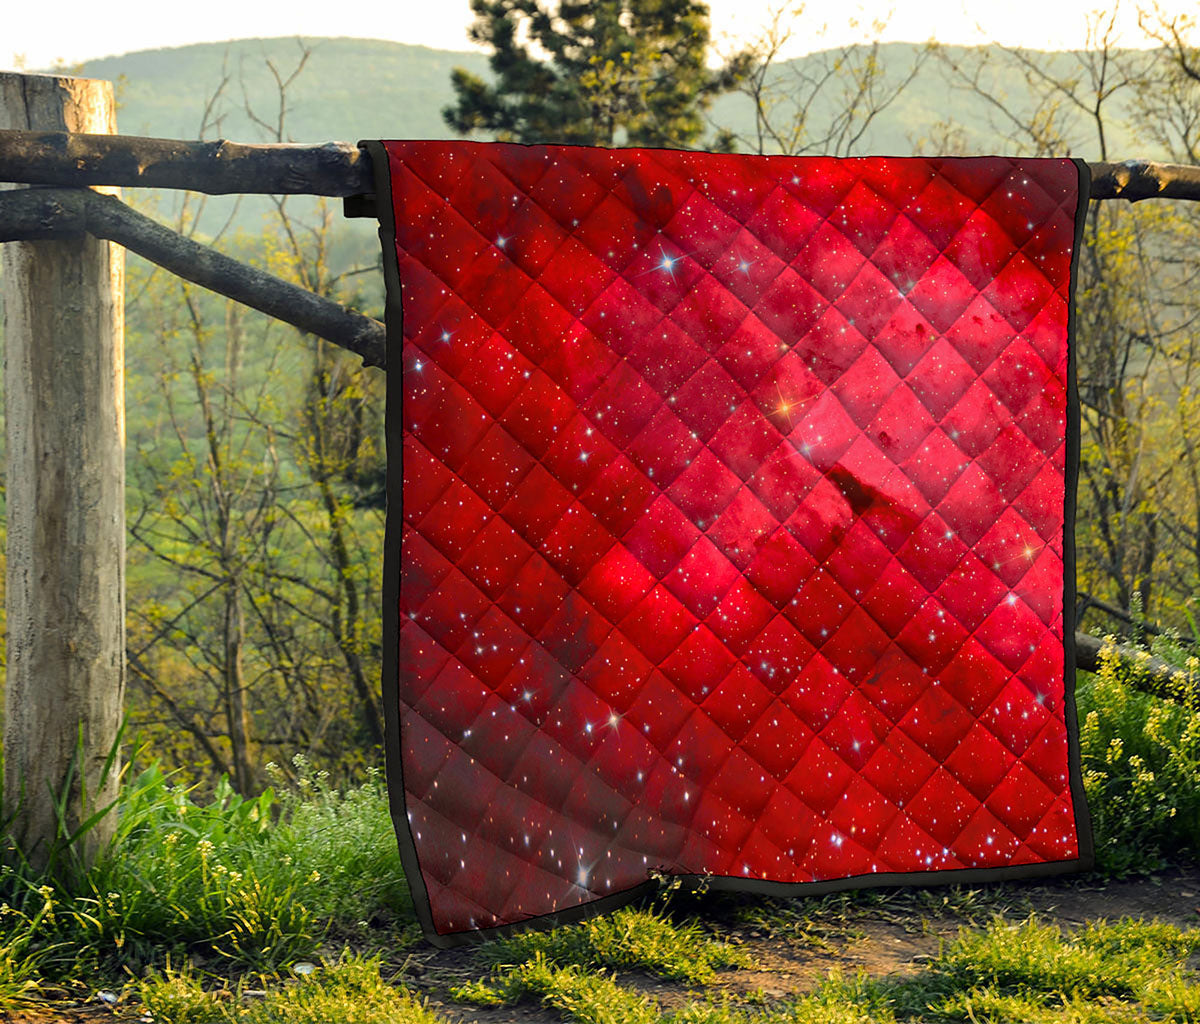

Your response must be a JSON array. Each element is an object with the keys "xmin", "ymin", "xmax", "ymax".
[
  {"xmin": 77, "ymin": 35, "xmax": 1146, "ymax": 159},
  {"xmin": 81, "ymin": 37, "xmax": 492, "ymax": 143}
]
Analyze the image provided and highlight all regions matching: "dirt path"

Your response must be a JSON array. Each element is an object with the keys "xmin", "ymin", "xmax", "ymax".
[
  {"xmin": 5, "ymin": 864, "xmax": 1199, "ymax": 1022},
  {"xmin": 412, "ymin": 863, "xmax": 1200, "ymax": 1022}
]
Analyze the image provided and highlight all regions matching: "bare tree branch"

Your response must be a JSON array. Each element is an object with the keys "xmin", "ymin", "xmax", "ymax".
[
  {"xmin": 0, "ymin": 129, "xmax": 371, "ymax": 195},
  {"xmin": 0, "ymin": 187, "xmax": 385, "ymax": 368}
]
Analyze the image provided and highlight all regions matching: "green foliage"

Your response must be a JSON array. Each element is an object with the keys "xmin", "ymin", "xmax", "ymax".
[
  {"xmin": 454, "ymin": 952, "xmax": 661, "ymax": 1024},
  {"xmin": 921, "ymin": 916, "xmax": 1200, "ymax": 1022},
  {"xmin": 936, "ymin": 917, "xmax": 1172, "ymax": 1001},
  {"xmin": 0, "ymin": 758, "xmax": 413, "ymax": 977},
  {"xmin": 458, "ymin": 913, "xmax": 1200, "ymax": 1023},
  {"xmin": 478, "ymin": 904, "xmax": 748, "ymax": 983},
  {"xmin": 1072, "ymin": 197, "xmax": 1200, "ymax": 632},
  {"xmin": 123, "ymin": 248, "xmax": 386, "ymax": 788},
  {"xmin": 669, "ymin": 917, "xmax": 1200, "ymax": 1024},
  {"xmin": 671, "ymin": 986, "xmax": 888, "ymax": 1024},
  {"xmin": 459, "ymin": 904, "xmax": 749, "ymax": 1022},
  {"xmin": 726, "ymin": 882, "xmax": 1014, "ymax": 950},
  {"xmin": 444, "ymin": 0, "xmax": 750, "ymax": 147},
  {"xmin": 261, "ymin": 757, "xmax": 412, "ymax": 934},
  {"xmin": 0, "ymin": 887, "xmax": 61, "ymax": 1012},
  {"xmin": 53, "ymin": 764, "xmax": 322, "ymax": 971},
  {"xmin": 1077, "ymin": 638, "xmax": 1200, "ymax": 873},
  {"xmin": 139, "ymin": 952, "xmax": 444, "ymax": 1024}
]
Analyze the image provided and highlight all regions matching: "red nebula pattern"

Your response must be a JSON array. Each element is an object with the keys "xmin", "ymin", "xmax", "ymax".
[{"xmin": 384, "ymin": 142, "xmax": 1084, "ymax": 938}]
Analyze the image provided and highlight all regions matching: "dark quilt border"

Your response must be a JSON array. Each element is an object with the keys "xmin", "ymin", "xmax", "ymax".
[
  {"xmin": 365, "ymin": 143, "xmax": 1095, "ymax": 949},
  {"xmin": 366, "ymin": 139, "xmax": 441, "ymax": 946}
]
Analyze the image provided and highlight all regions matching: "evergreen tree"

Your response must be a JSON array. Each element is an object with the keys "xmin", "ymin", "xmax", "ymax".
[{"xmin": 444, "ymin": 0, "xmax": 749, "ymax": 148}]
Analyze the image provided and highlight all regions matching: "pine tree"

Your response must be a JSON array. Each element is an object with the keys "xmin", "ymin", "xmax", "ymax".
[{"xmin": 444, "ymin": 0, "xmax": 749, "ymax": 148}]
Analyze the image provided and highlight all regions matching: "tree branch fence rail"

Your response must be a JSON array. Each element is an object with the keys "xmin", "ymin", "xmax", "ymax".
[{"xmin": 1, "ymin": 79, "xmax": 1199, "ymax": 866}]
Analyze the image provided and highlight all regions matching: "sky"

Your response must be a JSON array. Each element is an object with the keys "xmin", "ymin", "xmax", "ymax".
[{"xmin": 4, "ymin": 0, "xmax": 1189, "ymax": 72}]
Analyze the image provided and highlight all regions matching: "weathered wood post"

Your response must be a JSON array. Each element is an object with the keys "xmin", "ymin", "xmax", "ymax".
[{"xmin": 0, "ymin": 73, "xmax": 125, "ymax": 870}]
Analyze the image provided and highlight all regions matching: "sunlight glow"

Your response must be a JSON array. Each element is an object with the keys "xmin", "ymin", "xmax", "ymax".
[{"xmin": 4, "ymin": 0, "xmax": 1190, "ymax": 73}]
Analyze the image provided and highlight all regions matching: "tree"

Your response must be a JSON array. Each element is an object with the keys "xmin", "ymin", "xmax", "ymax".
[
  {"xmin": 722, "ymin": 3, "xmax": 930, "ymax": 157},
  {"xmin": 240, "ymin": 44, "xmax": 388, "ymax": 751},
  {"xmin": 119, "ymin": 44, "xmax": 390, "ymax": 790},
  {"xmin": 444, "ymin": 0, "xmax": 751, "ymax": 147},
  {"xmin": 934, "ymin": 8, "xmax": 1144, "ymax": 160},
  {"xmin": 127, "ymin": 282, "xmax": 279, "ymax": 796},
  {"xmin": 1136, "ymin": 5, "xmax": 1200, "ymax": 162}
]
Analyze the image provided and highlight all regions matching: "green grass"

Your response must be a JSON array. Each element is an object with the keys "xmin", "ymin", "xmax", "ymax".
[
  {"xmin": 914, "ymin": 916, "xmax": 1200, "ymax": 1023},
  {"xmin": 259, "ymin": 759, "xmax": 414, "ymax": 937},
  {"xmin": 721, "ymin": 881, "xmax": 1023, "ymax": 951},
  {"xmin": 0, "ymin": 888, "xmax": 59, "ymax": 1009},
  {"xmin": 458, "ymin": 904, "xmax": 750, "ymax": 1021},
  {"xmin": 930, "ymin": 916, "xmax": 1200, "ymax": 1004},
  {"xmin": 476, "ymin": 903, "xmax": 750, "ymax": 983},
  {"xmin": 0, "ymin": 754, "xmax": 413, "ymax": 985},
  {"xmin": 455, "ymin": 914, "xmax": 1200, "ymax": 1023},
  {"xmin": 456, "ymin": 953, "xmax": 663, "ymax": 1024},
  {"xmin": 138, "ymin": 952, "xmax": 443, "ymax": 1023}
]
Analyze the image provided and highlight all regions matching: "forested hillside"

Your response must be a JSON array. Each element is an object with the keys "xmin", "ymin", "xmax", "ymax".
[{"xmin": 80, "ymin": 36, "xmax": 1147, "ymax": 158}]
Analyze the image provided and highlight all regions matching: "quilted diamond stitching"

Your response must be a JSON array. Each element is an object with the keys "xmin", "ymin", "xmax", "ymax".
[{"xmin": 384, "ymin": 144, "xmax": 1085, "ymax": 937}]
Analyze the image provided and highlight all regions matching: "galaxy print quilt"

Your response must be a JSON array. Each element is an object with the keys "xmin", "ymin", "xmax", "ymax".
[{"xmin": 363, "ymin": 141, "xmax": 1094, "ymax": 946}]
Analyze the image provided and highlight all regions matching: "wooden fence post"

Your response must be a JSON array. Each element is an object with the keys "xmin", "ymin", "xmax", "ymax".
[{"xmin": 0, "ymin": 73, "xmax": 125, "ymax": 870}]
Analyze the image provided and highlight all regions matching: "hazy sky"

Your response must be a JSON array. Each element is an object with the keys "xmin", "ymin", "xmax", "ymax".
[{"xmin": 4, "ymin": 0, "xmax": 1188, "ymax": 72}]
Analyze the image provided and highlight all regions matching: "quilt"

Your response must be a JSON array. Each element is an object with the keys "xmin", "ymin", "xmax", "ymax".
[{"xmin": 363, "ymin": 141, "xmax": 1094, "ymax": 946}]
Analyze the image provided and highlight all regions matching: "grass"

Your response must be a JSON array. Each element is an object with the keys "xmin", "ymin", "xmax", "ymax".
[
  {"xmin": 138, "ymin": 952, "xmax": 442, "ymax": 1024},
  {"xmin": 453, "ymin": 916, "xmax": 1200, "ymax": 1023},
  {"xmin": 0, "ymin": 888, "xmax": 60, "ymax": 1008},
  {"xmin": 720, "ymin": 880, "xmax": 1026, "ymax": 950},
  {"xmin": 455, "ymin": 953, "xmax": 663, "ymax": 1024},
  {"xmin": 0, "ymin": 753, "xmax": 414, "ymax": 988},
  {"xmin": 475, "ymin": 903, "xmax": 750, "ymax": 983},
  {"xmin": 912, "ymin": 915, "xmax": 1200, "ymax": 1023}
]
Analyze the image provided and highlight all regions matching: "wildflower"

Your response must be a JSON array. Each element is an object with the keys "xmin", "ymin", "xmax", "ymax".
[
  {"xmin": 308, "ymin": 870, "xmax": 321, "ymax": 883},
  {"xmin": 197, "ymin": 839, "xmax": 215, "ymax": 860}
]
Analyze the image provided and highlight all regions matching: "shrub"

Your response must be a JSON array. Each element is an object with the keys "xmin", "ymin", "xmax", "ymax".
[{"xmin": 1077, "ymin": 637, "xmax": 1200, "ymax": 872}]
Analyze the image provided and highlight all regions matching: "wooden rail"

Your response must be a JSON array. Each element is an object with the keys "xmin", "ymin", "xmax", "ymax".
[
  {"xmin": 0, "ymin": 187, "xmax": 385, "ymax": 368},
  {"xmin": 0, "ymin": 130, "xmax": 373, "ymax": 195},
  {"xmin": 2, "ymin": 130, "xmax": 1200, "ymax": 202}
]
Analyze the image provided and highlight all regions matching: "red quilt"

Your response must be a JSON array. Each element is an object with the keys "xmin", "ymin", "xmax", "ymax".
[{"xmin": 365, "ymin": 142, "xmax": 1093, "ymax": 946}]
